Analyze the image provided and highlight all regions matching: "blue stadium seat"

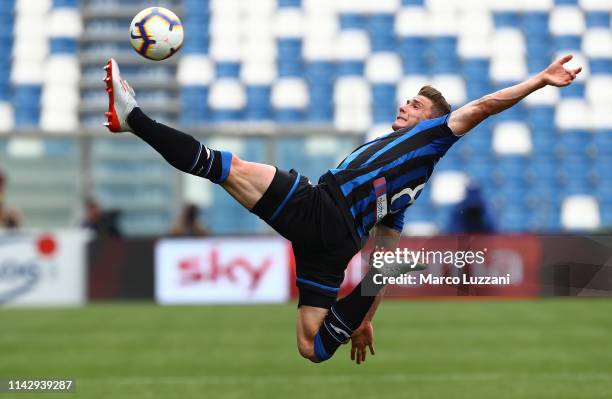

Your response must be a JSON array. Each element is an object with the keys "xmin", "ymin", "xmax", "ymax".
[
  {"xmin": 521, "ymin": 12, "xmax": 549, "ymax": 36},
  {"xmin": 337, "ymin": 61, "xmax": 365, "ymax": 77},
  {"xmin": 462, "ymin": 59, "xmax": 490, "ymax": 83},
  {"xmin": 527, "ymin": 106, "xmax": 555, "ymax": 131},
  {"xmin": 339, "ymin": 14, "xmax": 367, "ymax": 31},
  {"xmin": 494, "ymin": 12, "xmax": 521, "ymax": 28},
  {"xmin": 304, "ymin": 62, "xmax": 335, "ymax": 84},
  {"xmin": 590, "ymin": 59, "xmax": 612, "ymax": 74},
  {"xmin": 402, "ymin": 0, "xmax": 424, "ymax": 5},
  {"xmin": 554, "ymin": 35, "xmax": 581, "ymax": 52},
  {"xmin": 586, "ymin": 12, "xmax": 610, "ymax": 28},
  {"xmin": 278, "ymin": 0, "xmax": 301, "ymax": 7},
  {"xmin": 559, "ymin": 81, "xmax": 585, "ymax": 98},
  {"xmin": 50, "ymin": 38, "xmax": 78, "ymax": 54},
  {"xmin": 399, "ymin": 38, "xmax": 428, "ymax": 75},
  {"xmin": 215, "ymin": 62, "xmax": 240, "ymax": 79},
  {"xmin": 246, "ymin": 86, "xmax": 271, "ymax": 120}
]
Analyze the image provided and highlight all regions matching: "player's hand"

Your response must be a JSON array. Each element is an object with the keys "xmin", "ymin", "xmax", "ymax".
[
  {"xmin": 350, "ymin": 321, "xmax": 375, "ymax": 365},
  {"xmin": 539, "ymin": 54, "xmax": 582, "ymax": 87}
]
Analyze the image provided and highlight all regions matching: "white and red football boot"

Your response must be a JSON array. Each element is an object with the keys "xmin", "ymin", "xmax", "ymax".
[{"xmin": 103, "ymin": 58, "xmax": 138, "ymax": 133}]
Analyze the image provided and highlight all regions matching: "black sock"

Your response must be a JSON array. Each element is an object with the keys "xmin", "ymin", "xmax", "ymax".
[
  {"xmin": 314, "ymin": 269, "xmax": 384, "ymax": 361},
  {"xmin": 127, "ymin": 107, "xmax": 232, "ymax": 183}
]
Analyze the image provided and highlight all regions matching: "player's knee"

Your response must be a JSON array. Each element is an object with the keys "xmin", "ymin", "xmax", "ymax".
[{"xmin": 297, "ymin": 339, "xmax": 321, "ymax": 363}]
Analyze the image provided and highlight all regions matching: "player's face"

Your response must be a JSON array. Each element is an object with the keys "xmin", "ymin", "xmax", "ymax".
[{"xmin": 392, "ymin": 95, "xmax": 434, "ymax": 131}]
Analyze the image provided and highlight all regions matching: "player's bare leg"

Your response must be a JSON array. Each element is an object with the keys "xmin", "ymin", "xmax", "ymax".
[{"xmin": 104, "ymin": 57, "xmax": 276, "ymax": 209}]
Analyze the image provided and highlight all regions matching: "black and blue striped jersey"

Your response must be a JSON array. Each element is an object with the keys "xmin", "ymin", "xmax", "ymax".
[{"xmin": 320, "ymin": 113, "xmax": 461, "ymax": 244}]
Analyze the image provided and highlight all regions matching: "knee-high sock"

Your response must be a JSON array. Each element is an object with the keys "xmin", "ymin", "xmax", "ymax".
[
  {"xmin": 127, "ymin": 107, "xmax": 232, "ymax": 183},
  {"xmin": 313, "ymin": 268, "xmax": 383, "ymax": 361}
]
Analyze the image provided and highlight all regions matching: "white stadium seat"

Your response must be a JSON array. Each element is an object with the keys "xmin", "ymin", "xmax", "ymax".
[
  {"xmin": 240, "ymin": 61, "xmax": 277, "ymax": 85},
  {"xmin": 335, "ymin": 30, "xmax": 371, "ymax": 60},
  {"xmin": 395, "ymin": 7, "xmax": 430, "ymax": 37},
  {"xmin": 561, "ymin": 195, "xmax": 600, "ymax": 231},
  {"xmin": 10, "ymin": 61, "xmax": 44, "ymax": 84},
  {"xmin": 304, "ymin": 14, "xmax": 338, "ymax": 40},
  {"xmin": 44, "ymin": 56, "xmax": 80, "ymax": 84},
  {"xmin": 555, "ymin": 99, "xmax": 591, "ymax": 129},
  {"xmin": 209, "ymin": 0, "xmax": 242, "ymax": 17},
  {"xmin": 334, "ymin": 105, "xmax": 372, "ymax": 132},
  {"xmin": 48, "ymin": 8, "xmax": 82, "ymax": 38},
  {"xmin": 517, "ymin": 0, "xmax": 553, "ymax": 11},
  {"xmin": 492, "ymin": 29, "xmax": 526, "ymax": 58},
  {"xmin": 458, "ymin": 10, "xmax": 494, "ymax": 36},
  {"xmin": 578, "ymin": 0, "xmax": 612, "ymax": 11},
  {"xmin": 591, "ymin": 105, "xmax": 612, "ymax": 129},
  {"xmin": 274, "ymin": 8, "xmax": 304, "ymax": 38},
  {"xmin": 582, "ymin": 29, "xmax": 612, "ymax": 58},
  {"xmin": 271, "ymin": 78, "xmax": 309, "ymax": 109},
  {"xmin": 0, "ymin": 103, "xmax": 14, "ymax": 133},
  {"xmin": 337, "ymin": 0, "xmax": 400, "ymax": 14},
  {"xmin": 210, "ymin": 37, "xmax": 242, "ymax": 61},
  {"xmin": 458, "ymin": 34, "xmax": 493, "ymax": 58},
  {"xmin": 243, "ymin": 0, "xmax": 275, "ymax": 17},
  {"xmin": 241, "ymin": 37, "xmax": 277, "ymax": 63},
  {"xmin": 15, "ymin": 0, "xmax": 51, "ymax": 13},
  {"xmin": 490, "ymin": 57, "xmax": 528, "ymax": 82},
  {"xmin": 303, "ymin": 37, "xmax": 336, "ymax": 61},
  {"xmin": 334, "ymin": 77, "xmax": 371, "ymax": 107},
  {"xmin": 396, "ymin": 75, "xmax": 429, "ymax": 105},
  {"xmin": 431, "ymin": 171, "xmax": 469, "ymax": 205},
  {"xmin": 365, "ymin": 53, "xmax": 403, "ymax": 84},
  {"xmin": 13, "ymin": 15, "xmax": 47, "ymax": 40},
  {"xmin": 429, "ymin": 11, "xmax": 459, "ymax": 36},
  {"xmin": 303, "ymin": 0, "xmax": 338, "ymax": 14},
  {"xmin": 430, "ymin": 75, "xmax": 467, "ymax": 106},
  {"xmin": 585, "ymin": 76, "xmax": 612, "ymax": 104},
  {"xmin": 493, "ymin": 122, "xmax": 533, "ymax": 155},
  {"xmin": 12, "ymin": 39, "xmax": 48, "ymax": 62},
  {"xmin": 209, "ymin": 15, "xmax": 243, "ymax": 41},
  {"xmin": 549, "ymin": 7, "xmax": 586, "ymax": 36},
  {"xmin": 490, "ymin": 0, "xmax": 523, "ymax": 11},
  {"xmin": 524, "ymin": 85, "xmax": 560, "ymax": 106},
  {"xmin": 177, "ymin": 56, "xmax": 215, "ymax": 85},
  {"xmin": 208, "ymin": 79, "xmax": 246, "ymax": 110}
]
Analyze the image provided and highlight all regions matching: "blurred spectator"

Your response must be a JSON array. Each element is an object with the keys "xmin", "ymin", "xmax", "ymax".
[
  {"xmin": 0, "ymin": 170, "xmax": 23, "ymax": 230},
  {"xmin": 448, "ymin": 184, "xmax": 496, "ymax": 234},
  {"xmin": 82, "ymin": 197, "xmax": 122, "ymax": 238},
  {"xmin": 171, "ymin": 204, "xmax": 209, "ymax": 237}
]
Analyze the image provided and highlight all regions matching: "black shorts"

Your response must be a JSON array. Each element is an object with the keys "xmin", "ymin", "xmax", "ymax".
[{"xmin": 251, "ymin": 168, "xmax": 360, "ymax": 309}]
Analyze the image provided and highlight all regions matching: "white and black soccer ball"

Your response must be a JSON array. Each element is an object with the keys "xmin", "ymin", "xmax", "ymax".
[{"xmin": 129, "ymin": 7, "xmax": 184, "ymax": 61}]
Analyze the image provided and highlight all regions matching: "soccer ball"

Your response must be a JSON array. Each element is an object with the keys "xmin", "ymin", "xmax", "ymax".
[{"xmin": 129, "ymin": 7, "xmax": 184, "ymax": 61}]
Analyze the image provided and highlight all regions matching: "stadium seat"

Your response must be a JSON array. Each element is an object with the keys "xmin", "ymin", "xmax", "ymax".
[
  {"xmin": 561, "ymin": 195, "xmax": 600, "ymax": 230},
  {"xmin": 493, "ymin": 122, "xmax": 533, "ymax": 155},
  {"xmin": 271, "ymin": 78, "xmax": 309, "ymax": 122},
  {"xmin": 430, "ymin": 171, "xmax": 469, "ymax": 206},
  {"xmin": 208, "ymin": 79, "xmax": 246, "ymax": 122}
]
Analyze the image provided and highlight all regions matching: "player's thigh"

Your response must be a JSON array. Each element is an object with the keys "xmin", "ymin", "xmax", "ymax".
[
  {"xmin": 296, "ymin": 305, "xmax": 327, "ymax": 354},
  {"xmin": 221, "ymin": 156, "xmax": 276, "ymax": 210}
]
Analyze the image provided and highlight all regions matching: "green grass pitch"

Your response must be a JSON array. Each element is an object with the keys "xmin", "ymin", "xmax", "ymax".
[{"xmin": 2, "ymin": 299, "xmax": 612, "ymax": 399}]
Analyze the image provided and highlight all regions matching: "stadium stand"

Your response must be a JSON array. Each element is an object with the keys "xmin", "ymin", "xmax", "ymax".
[{"xmin": 1, "ymin": 0, "xmax": 610, "ymax": 234}]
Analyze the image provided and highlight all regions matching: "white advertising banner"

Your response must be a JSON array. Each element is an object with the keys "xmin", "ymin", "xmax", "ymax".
[
  {"xmin": 0, "ymin": 230, "xmax": 88, "ymax": 307},
  {"xmin": 155, "ymin": 237, "xmax": 290, "ymax": 304}
]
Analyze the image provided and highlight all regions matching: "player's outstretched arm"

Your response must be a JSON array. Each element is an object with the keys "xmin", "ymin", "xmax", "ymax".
[{"xmin": 448, "ymin": 54, "xmax": 582, "ymax": 136}]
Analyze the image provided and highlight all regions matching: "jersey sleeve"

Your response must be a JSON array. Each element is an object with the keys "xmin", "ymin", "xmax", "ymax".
[{"xmin": 379, "ymin": 208, "xmax": 407, "ymax": 233}]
